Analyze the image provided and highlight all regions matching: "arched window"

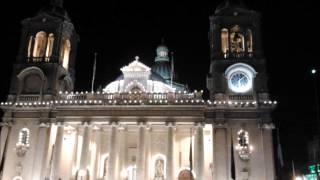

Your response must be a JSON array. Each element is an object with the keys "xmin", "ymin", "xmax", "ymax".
[
  {"xmin": 247, "ymin": 29, "xmax": 253, "ymax": 53},
  {"xmin": 235, "ymin": 129, "xmax": 253, "ymax": 160},
  {"xmin": 230, "ymin": 25, "xmax": 245, "ymax": 53},
  {"xmin": 16, "ymin": 128, "xmax": 30, "ymax": 147},
  {"xmin": 27, "ymin": 36, "xmax": 33, "ymax": 59},
  {"xmin": 221, "ymin": 28, "xmax": 229, "ymax": 56},
  {"xmin": 33, "ymin": 31, "xmax": 47, "ymax": 60},
  {"xmin": 60, "ymin": 39, "xmax": 71, "ymax": 70},
  {"xmin": 45, "ymin": 33, "xmax": 54, "ymax": 62}
]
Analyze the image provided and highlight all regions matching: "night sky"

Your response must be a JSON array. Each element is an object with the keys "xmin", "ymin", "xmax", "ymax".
[{"xmin": 0, "ymin": 0, "xmax": 319, "ymax": 178}]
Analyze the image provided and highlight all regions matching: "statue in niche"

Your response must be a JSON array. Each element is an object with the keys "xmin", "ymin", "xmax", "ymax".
[{"xmin": 154, "ymin": 159, "xmax": 164, "ymax": 180}]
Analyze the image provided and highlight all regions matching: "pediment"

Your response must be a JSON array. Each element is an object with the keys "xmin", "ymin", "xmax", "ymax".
[{"xmin": 121, "ymin": 59, "xmax": 151, "ymax": 73}]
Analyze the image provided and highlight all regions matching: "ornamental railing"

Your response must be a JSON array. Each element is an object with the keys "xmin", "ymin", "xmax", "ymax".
[
  {"xmin": 57, "ymin": 91, "xmax": 204, "ymax": 105},
  {"xmin": 17, "ymin": 95, "xmax": 41, "ymax": 102}
]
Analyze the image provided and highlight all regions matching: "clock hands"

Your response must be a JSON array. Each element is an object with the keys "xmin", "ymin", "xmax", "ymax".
[{"xmin": 238, "ymin": 75, "xmax": 246, "ymax": 87}]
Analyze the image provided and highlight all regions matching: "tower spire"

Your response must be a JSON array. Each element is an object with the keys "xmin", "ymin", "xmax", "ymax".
[
  {"xmin": 161, "ymin": 37, "xmax": 165, "ymax": 45},
  {"xmin": 50, "ymin": 0, "xmax": 63, "ymax": 8}
]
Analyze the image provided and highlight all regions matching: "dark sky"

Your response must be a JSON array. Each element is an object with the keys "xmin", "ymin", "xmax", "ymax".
[{"xmin": 0, "ymin": 0, "xmax": 319, "ymax": 177}]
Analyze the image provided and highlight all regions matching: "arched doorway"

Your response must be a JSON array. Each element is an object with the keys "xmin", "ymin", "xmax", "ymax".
[{"xmin": 178, "ymin": 169, "xmax": 194, "ymax": 180}]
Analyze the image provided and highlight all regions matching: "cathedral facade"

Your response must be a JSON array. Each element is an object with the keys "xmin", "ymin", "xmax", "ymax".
[{"xmin": 0, "ymin": 1, "xmax": 276, "ymax": 180}]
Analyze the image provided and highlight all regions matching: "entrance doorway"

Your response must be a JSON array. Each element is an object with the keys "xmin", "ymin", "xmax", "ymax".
[{"xmin": 178, "ymin": 169, "xmax": 194, "ymax": 180}]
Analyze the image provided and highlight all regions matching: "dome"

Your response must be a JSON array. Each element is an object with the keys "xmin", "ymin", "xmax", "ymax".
[{"xmin": 152, "ymin": 61, "xmax": 171, "ymax": 80}]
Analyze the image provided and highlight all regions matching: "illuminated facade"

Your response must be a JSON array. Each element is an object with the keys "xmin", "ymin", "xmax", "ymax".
[{"xmin": 0, "ymin": 0, "xmax": 276, "ymax": 180}]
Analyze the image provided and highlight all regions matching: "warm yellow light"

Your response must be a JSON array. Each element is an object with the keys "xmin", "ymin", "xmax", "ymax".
[{"xmin": 295, "ymin": 176, "xmax": 302, "ymax": 180}]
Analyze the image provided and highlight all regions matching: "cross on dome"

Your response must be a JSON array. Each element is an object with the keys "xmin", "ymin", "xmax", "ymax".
[{"xmin": 135, "ymin": 56, "xmax": 140, "ymax": 61}]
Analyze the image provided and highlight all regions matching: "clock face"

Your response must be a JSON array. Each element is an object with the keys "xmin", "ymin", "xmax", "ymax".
[{"xmin": 229, "ymin": 71, "xmax": 252, "ymax": 93}]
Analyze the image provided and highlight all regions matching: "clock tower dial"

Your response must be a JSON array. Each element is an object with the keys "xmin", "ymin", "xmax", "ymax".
[
  {"xmin": 225, "ymin": 63, "xmax": 256, "ymax": 94},
  {"xmin": 229, "ymin": 71, "xmax": 250, "ymax": 93}
]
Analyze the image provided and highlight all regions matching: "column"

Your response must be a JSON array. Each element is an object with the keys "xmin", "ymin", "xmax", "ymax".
[
  {"xmin": 145, "ymin": 126, "xmax": 151, "ymax": 180},
  {"xmin": 262, "ymin": 125, "xmax": 276, "ymax": 180},
  {"xmin": 0, "ymin": 122, "xmax": 10, "ymax": 166},
  {"xmin": 71, "ymin": 127, "xmax": 80, "ymax": 177},
  {"xmin": 117, "ymin": 126, "xmax": 127, "ymax": 180},
  {"xmin": 137, "ymin": 123, "xmax": 146, "ymax": 180},
  {"xmin": 78, "ymin": 123, "xmax": 92, "ymax": 179},
  {"xmin": 194, "ymin": 123, "xmax": 204, "ymax": 180},
  {"xmin": 213, "ymin": 122, "xmax": 229, "ymax": 180},
  {"xmin": 51, "ymin": 122, "xmax": 65, "ymax": 180},
  {"xmin": 166, "ymin": 122, "xmax": 175, "ymax": 180},
  {"xmin": 32, "ymin": 123, "xmax": 50, "ymax": 180},
  {"xmin": 91, "ymin": 128, "xmax": 102, "ymax": 180},
  {"xmin": 107, "ymin": 123, "xmax": 118, "ymax": 179}
]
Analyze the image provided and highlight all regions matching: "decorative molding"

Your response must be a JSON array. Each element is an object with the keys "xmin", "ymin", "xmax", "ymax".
[
  {"xmin": 259, "ymin": 123, "xmax": 275, "ymax": 130},
  {"xmin": 213, "ymin": 121, "xmax": 227, "ymax": 128},
  {"xmin": 0, "ymin": 121, "xmax": 13, "ymax": 127},
  {"xmin": 194, "ymin": 121, "xmax": 205, "ymax": 127},
  {"xmin": 55, "ymin": 121, "xmax": 64, "ymax": 127},
  {"xmin": 38, "ymin": 122, "xmax": 50, "ymax": 128}
]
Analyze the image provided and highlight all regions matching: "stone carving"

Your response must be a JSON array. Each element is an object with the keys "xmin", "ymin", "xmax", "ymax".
[{"xmin": 154, "ymin": 159, "xmax": 164, "ymax": 180}]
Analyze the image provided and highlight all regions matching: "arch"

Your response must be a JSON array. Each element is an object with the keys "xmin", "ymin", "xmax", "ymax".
[
  {"xmin": 45, "ymin": 33, "xmax": 55, "ymax": 62},
  {"xmin": 225, "ymin": 63, "xmax": 257, "ymax": 79},
  {"xmin": 60, "ymin": 39, "xmax": 71, "ymax": 70},
  {"xmin": 12, "ymin": 176, "xmax": 23, "ymax": 180},
  {"xmin": 130, "ymin": 86, "xmax": 142, "ymax": 92},
  {"xmin": 152, "ymin": 154, "xmax": 166, "ymax": 179},
  {"xmin": 124, "ymin": 80, "xmax": 146, "ymax": 92},
  {"xmin": 221, "ymin": 28, "xmax": 229, "ymax": 55},
  {"xmin": 32, "ymin": 31, "xmax": 47, "ymax": 60},
  {"xmin": 247, "ymin": 29, "xmax": 253, "ymax": 53},
  {"xmin": 17, "ymin": 128, "xmax": 30, "ymax": 147},
  {"xmin": 177, "ymin": 168, "xmax": 195, "ymax": 180},
  {"xmin": 17, "ymin": 66, "xmax": 47, "ymax": 94},
  {"xmin": 17, "ymin": 66, "xmax": 46, "ymax": 82}
]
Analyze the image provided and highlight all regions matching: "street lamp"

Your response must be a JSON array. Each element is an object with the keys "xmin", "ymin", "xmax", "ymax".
[
  {"xmin": 311, "ymin": 68, "xmax": 320, "ymax": 125},
  {"xmin": 311, "ymin": 68, "xmax": 320, "ymax": 180}
]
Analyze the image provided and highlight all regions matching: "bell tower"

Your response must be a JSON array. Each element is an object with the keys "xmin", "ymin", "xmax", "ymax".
[
  {"xmin": 8, "ymin": 0, "xmax": 79, "ymax": 101},
  {"xmin": 207, "ymin": 0, "xmax": 268, "ymax": 99},
  {"xmin": 206, "ymin": 1, "xmax": 276, "ymax": 180}
]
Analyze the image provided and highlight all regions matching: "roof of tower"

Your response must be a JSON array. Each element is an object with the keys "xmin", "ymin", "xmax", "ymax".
[
  {"xmin": 214, "ymin": 0, "xmax": 252, "ymax": 15},
  {"xmin": 152, "ymin": 39, "xmax": 172, "ymax": 80},
  {"xmin": 155, "ymin": 39, "xmax": 170, "ymax": 62},
  {"xmin": 38, "ymin": 0, "xmax": 70, "ymax": 21}
]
